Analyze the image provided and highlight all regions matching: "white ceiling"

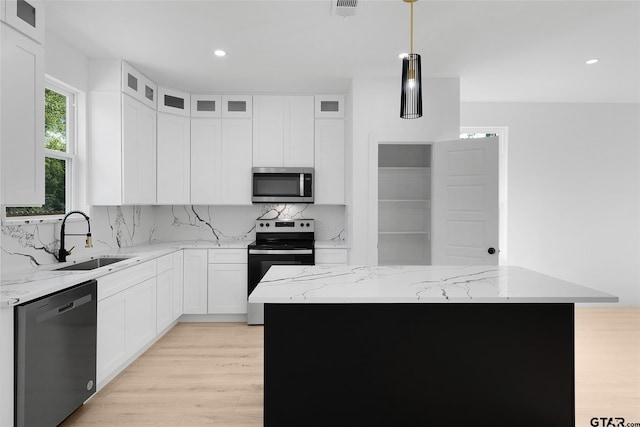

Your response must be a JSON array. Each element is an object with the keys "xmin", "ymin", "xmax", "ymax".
[{"xmin": 45, "ymin": 0, "xmax": 640, "ymax": 103}]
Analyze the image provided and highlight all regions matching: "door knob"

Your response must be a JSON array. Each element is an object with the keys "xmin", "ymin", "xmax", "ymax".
[{"xmin": 488, "ymin": 247, "xmax": 496, "ymax": 255}]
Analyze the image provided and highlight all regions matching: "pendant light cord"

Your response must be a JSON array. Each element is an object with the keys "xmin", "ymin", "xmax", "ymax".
[{"xmin": 410, "ymin": 1, "xmax": 414, "ymax": 54}]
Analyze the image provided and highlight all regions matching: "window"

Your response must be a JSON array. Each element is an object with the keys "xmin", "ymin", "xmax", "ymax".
[{"xmin": 6, "ymin": 79, "xmax": 76, "ymax": 218}]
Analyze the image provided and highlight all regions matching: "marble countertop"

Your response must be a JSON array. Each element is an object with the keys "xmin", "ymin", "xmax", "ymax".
[
  {"xmin": 248, "ymin": 265, "xmax": 618, "ymax": 304},
  {"xmin": 1, "ymin": 239, "xmax": 349, "ymax": 307},
  {"xmin": 0, "ymin": 240, "xmax": 250, "ymax": 307}
]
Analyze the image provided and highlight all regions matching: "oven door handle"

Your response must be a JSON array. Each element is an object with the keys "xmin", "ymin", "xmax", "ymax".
[{"xmin": 249, "ymin": 249, "xmax": 313, "ymax": 255}]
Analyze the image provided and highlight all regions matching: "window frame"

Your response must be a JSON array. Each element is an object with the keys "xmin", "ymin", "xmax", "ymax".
[{"xmin": 3, "ymin": 76, "xmax": 79, "ymax": 224}]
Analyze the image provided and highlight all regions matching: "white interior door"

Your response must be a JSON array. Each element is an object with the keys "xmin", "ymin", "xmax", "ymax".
[{"xmin": 433, "ymin": 137, "xmax": 499, "ymax": 265}]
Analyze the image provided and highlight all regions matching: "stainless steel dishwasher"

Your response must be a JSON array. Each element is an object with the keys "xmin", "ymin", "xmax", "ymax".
[{"xmin": 15, "ymin": 279, "xmax": 98, "ymax": 427}]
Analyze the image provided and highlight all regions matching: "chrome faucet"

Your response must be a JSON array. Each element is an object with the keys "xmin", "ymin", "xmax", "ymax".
[{"xmin": 58, "ymin": 210, "xmax": 93, "ymax": 262}]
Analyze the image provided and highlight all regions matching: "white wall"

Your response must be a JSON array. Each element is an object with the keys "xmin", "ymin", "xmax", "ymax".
[
  {"xmin": 347, "ymin": 77, "xmax": 460, "ymax": 264},
  {"xmin": 462, "ymin": 102, "xmax": 640, "ymax": 306}
]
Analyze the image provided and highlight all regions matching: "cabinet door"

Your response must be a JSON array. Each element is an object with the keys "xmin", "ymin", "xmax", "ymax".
[
  {"xmin": 252, "ymin": 95, "xmax": 284, "ymax": 167},
  {"xmin": 126, "ymin": 278, "xmax": 157, "ymax": 355},
  {"xmin": 220, "ymin": 119, "xmax": 253, "ymax": 205},
  {"xmin": 156, "ymin": 270, "xmax": 173, "ymax": 333},
  {"xmin": 121, "ymin": 62, "xmax": 156, "ymax": 109},
  {"xmin": 1, "ymin": 23, "xmax": 44, "ymax": 206},
  {"xmin": 208, "ymin": 263, "xmax": 248, "ymax": 314},
  {"xmin": 2, "ymin": 0, "xmax": 44, "ymax": 44},
  {"xmin": 97, "ymin": 291, "xmax": 127, "ymax": 385},
  {"xmin": 157, "ymin": 112, "xmax": 190, "ymax": 204},
  {"xmin": 315, "ymin": 95, "xmax": 345, "ymax": 118},
  {"xmin": 191, "ymin": 94, "xmax": 222, "ymax": 118},
  {"xmin": 284, "ymin": 96, "xmax": 314, "ymax": 167},
  {"xmin": 314, "ymin": 119, "xmax": 345, "ymax": 204},
  {"xmin": 157, "ymin": 87, "xmax": 190, "ymax": 116},
  {"xmin": 172, "ymin": 251, "xmax": 184, "ymax": 322},
  {"xmin": 190, "ymin": 118, "xmax": 222, "ymax": 204},
  {"xmin": 122, "ymin": 95, "xmax": 156, "ymax": 205},
  {"xmin": 315, "ymin": 249, "xmax": 348, "ymax": 264},
  {"xmin": 183, "ymin": 249, "xmax": 208, "ymax": 314},
  {"xmin": 222, "ymin": 95, "xmax": 252, "ymax": 118}
]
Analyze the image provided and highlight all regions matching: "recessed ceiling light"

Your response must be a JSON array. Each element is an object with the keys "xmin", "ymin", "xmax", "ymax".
[
  {"xmin": 214, "ymin": 50, "xmax": 226, "ymax": 57},
  {"xmin": 585, "ymin": 58, "xmax": 599, "ymax": 65}
]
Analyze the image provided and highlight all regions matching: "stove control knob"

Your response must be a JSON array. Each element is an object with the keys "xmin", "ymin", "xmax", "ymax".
[
  {"xmin": 300, "ymin": 223, "xmax": 305, "ymax": 227},
  {"xmin": 266, "ymin": 223, "xmax": 270, "ymax": 227},
  {"xmin": 306, "ymin": 223, "xmax": 310, "ymax": 227},
  {"xmin": 259, "ymin": 223, "xmax": 264, "ymax": 227}
]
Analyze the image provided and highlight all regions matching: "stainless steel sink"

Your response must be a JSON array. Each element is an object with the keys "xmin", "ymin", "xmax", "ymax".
[{"xmin": 54, "ymin": 257, "xmax": 130, "ymax": 271}]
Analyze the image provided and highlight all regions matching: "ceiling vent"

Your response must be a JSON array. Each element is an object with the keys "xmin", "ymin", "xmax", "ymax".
[{"xmin": 332, "ymin": 0, "xmax": 358, "ymax": 17}]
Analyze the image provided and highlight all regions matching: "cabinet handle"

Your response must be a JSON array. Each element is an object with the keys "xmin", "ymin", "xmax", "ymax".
[{"xmin": 488, "ymin": 247, "xmax": 497, "ymax": 255}]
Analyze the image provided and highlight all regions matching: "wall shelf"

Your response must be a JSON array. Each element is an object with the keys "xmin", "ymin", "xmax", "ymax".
[{"xmin": 378, "ymin": 144, "xmax": 432, "ymax": 266}]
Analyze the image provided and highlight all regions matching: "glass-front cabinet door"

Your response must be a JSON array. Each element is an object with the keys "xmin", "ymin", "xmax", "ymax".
[{"xmin": 1, "ymin": 0, "xmax": 45, "ymax": 44}]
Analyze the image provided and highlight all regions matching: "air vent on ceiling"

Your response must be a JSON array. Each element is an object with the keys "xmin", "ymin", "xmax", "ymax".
[{"xmin": 332, "ymin": 0, "xmax": 358, "ymax": 17}]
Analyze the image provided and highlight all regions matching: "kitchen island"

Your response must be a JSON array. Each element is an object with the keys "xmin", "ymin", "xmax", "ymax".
[{"xmin": 249, "ymin": 265, "xmax": 617, "ymax": 427}]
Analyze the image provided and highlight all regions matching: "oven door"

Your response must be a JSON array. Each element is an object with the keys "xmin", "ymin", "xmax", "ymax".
[{"xmin": 247, "ymin": 249, "xmax": 314, "ymax": 325}]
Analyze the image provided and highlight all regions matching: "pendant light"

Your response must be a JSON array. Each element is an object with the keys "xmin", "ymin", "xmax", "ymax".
[{"xmin": 400, "ymin": 0, "xmax": 422, "ymax": 119}]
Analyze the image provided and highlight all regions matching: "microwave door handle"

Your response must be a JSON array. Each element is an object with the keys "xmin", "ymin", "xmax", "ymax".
[{"xmin": 300, "ymin": 174, "xmax": 304, "ymax": 196}]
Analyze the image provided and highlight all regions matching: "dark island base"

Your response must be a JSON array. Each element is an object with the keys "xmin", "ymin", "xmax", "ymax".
[{"xmin": 264, "ymin": 303, "xmax": 575, "ymax": 427}]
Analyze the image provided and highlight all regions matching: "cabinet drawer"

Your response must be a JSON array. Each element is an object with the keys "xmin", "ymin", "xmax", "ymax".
[
  {"xmin": 208, "ymin": 249, "xmax": 247, "ymax": 264},
  {"xmin": 315, "ymin": 249, "xmax": 348, "ymax": 264},
  {"xmin": 97, "ymin": 260, "xmax": 156, "ymax": 301},
  {"xmin": 156, "ymin": 253, "xmax": 173, "ymax": 274}
]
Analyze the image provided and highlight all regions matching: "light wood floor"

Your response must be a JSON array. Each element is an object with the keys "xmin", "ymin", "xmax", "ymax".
[{"xmin": 62, "ymin": 308, "xmax": 640, "ymax": 427}]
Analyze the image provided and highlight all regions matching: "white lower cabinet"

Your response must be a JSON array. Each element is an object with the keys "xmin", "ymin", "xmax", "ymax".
[
  {"xmin": 96, "ymin": 275, "xmax": 156, "ymax": 386},
  {"xmin": 96, "ymin": 290, "xmax": 127, "ymax": 384},
  {"xmin": 157, "ymin": 252, "xmax": 183, "ymax": 331},
  {"xmin": 315, "ymin": 248, "xmax": 348, "ymax": 264},
  {"xmin": 208, "ymin": 263, "xmax": 247, "ymax": 314},
  {"xmin": 182, "ymin": 249, "xmax": 208, "ymax": 314},
  {"xmin": 207, "ymin": 249, "xmax": 247, "ymax": 314},
  {"xmin": 172, "ymin": 251, "xmax": 184, "ymax": 322},
  {"xmin": 126, "ymin": 278, "xmax": 157, "ymax": 354},
  {"xmin": 156, "ymin": 264, "xmax": 173, "ymax": 334}
]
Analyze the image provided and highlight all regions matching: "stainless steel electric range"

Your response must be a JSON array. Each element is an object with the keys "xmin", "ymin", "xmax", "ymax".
[{"xmin": 247, "ymin": 219, "xmax": 315, "ymax": 325}]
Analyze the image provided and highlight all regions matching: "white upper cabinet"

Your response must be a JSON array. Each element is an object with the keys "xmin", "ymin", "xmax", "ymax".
[
  {"xmin": 121, "ymin": 94, "xmax": 156, "ymax": 205},
  {"xmin": 315, "ymin": 95, "xmax": 344, "ymax": 118},
  {"xmin": 121, "ymin": 62, "xmax": 156, "ymax": 109},
  {"xmin": 221, "ymin": 95, "xmax": 252, "ymax": 118},
  {"xmin": 220, "ymin": 119, "xmax": 253, "ymax": 205},
  {"xmin": 253, "ymin": 95, "xmax": 314, "ymax": 167},
  {"xmin": 314, "ymin": 119, "xmax": 345, "ymax": 205},
  {"xmin": 193, "ymin": 117, "xmax": 252, "ymax": 205},
  {"xmin": 1, "ymin": 23, "xmax": 44, "ymax": 206},
  {"xmin": 157, "ymin": 112, "xmax": 190, "ymax": 204},
  {"xmin": 190, "ymin": 117, "xmax": 222, "ymax": 204},
  {"xmin": 284, "ymin": 96, "xmax": 315, "ymax": 166},
  {"xmin": 1, "ymin": 0, "xmax": 44, "ymax": 44},
  {"xmin": 191, "ymin": 94, "xmax": 222, "ymax": 118},
  {"xmin": 89, "ymin": 59, "xmax": 157, "ymax": 205},
  {"xmin": 253, "ymin": 95, "xmax": 284, "ymax": 167},
  {"xmin": 157, "ymin": 86, "xmax": 190, "ymax": 116}
]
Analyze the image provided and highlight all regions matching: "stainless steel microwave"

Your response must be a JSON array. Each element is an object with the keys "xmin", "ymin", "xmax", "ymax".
[{"xmin": 252, "ymin": 167, "xmax": 314, "ymax": 203}]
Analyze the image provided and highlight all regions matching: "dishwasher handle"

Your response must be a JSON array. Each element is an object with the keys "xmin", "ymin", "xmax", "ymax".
[{"xmin": 36, "ymin": 294, "xmax": 93, "ymax": 324}]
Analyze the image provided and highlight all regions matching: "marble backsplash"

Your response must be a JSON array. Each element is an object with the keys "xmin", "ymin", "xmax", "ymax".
[{"xmin": 1, "ymin": 204, "xmax": 346, "ymax": 274}]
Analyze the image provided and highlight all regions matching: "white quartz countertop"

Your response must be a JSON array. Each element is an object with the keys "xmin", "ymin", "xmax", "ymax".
[
  {"xmin": 0, "ymin": 240, "xmax": 253, "ymax": 307},
  {"xmin": 248, "ymin": 265, "xmax": 618, "ymax": 304}
]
